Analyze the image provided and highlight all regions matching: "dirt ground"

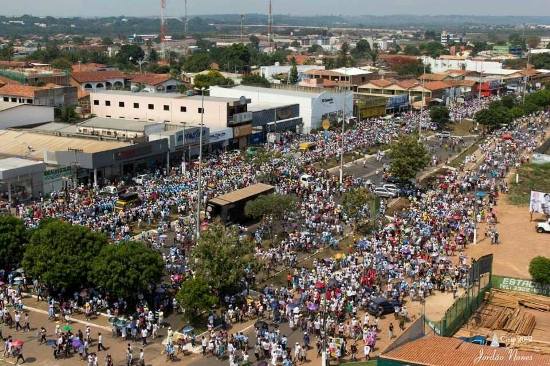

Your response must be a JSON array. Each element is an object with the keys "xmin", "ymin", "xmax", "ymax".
[
  {"xmin": 455, "ymin": 301, "xmax": 550, "ymax": 344},
  {"xmin": 465, "ymin": 196, "xmax": 550, "ymax": 279}
]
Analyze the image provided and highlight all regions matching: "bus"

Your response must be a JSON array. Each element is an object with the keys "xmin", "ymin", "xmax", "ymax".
[{"xmin": 207, "ymin": 183, "xmax": 275, "ymax": 224}]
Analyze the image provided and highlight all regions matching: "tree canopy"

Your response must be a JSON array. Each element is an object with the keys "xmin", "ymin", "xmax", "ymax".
[
  {"xmin": 529, "ymin": 256, "xmax": 550, "ymax": 284},
  {"xmin": 289, "ymin": 57, "xmax": 299, "ymax": 84},
  {"xmin": 0, "ymin": 216, "xmax": 28, "ymax": 271},
  {"xmin": 176, "ymin": 277, "xmax": 218, "ymax": 321},
  {"xmin": 190, "ymin": 224, "xmax": 256, "ymax": 299},
  {"xmin": 341, "ymin": 188, "xmax": 372, "ymax": 221},
  {"xmin": 91, "ymin": 241, "xmax": 164, "ymax": 302},
  {"xmin": 241, "ymin": 74, "xmax": 271, "ymax": 88},
  {"xmin": 193, "ymin": 70, "xmax": 234, "ymax": 89},
  {"xmin": 245, "ymin": 193, "xmax": 296, "ymax": 222},
  {"xmin": 430, "ymin": 106, "xmax": 451, "ymax": 130},
  {"xmin": 351, "ymin": 39, "xmax": 372, "ymax": 59},
  {"xmin": 388, "ymin": 135, "xmax": 430, "ymax": 181},
  {"xmin": 22, "ymin": 219, "xmax": 107, "ymax": 292}
]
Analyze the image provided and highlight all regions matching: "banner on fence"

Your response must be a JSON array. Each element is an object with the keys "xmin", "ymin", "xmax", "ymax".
[{"xmin": 491, "ymin": 275, "xmax": 550, "ymax": 296}]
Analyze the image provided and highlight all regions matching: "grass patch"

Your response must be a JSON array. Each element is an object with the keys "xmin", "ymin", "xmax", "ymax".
[
  {"xmin": 451, "ymin": 119, "xmax": 476, "ymax": 136},
  {"xmin": 508, "ymin": 163, "xmax": 550, "ymax": 206},
  {"xmin": 449, "ymin": 138, "xmax": 482, "ymax": 168}
]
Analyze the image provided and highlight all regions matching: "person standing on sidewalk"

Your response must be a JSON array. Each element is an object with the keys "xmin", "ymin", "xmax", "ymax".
[
  {"xmin": 23, "ymin": 313, "xmax": 30, "ymax": 332},
  {"xmin": 97, "ymin": 332, "xmax": 106, "ymax": 351}
]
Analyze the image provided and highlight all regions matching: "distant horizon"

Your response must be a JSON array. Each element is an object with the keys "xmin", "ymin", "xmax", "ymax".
[
  {"xmin": 2, "ymin": 13, "xmax": 550, "ymax": 19},
  {"xmin": 0, "ymin": 0, "xmax": 549, "ymax": 18}
]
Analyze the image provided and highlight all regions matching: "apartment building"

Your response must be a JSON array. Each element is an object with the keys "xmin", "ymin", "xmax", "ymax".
[
  {"xmin": 0, "ymin": 84, "xmax": 78, "ymax": 108},
  {"xmin": 90, "ymin": 90, "xmax": 252, "ymax": 131}
]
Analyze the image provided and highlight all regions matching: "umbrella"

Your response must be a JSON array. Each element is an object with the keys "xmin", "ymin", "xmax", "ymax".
[
  {"xmin": 71, "ymin": 338, "xmax": 83, "ymax": 348},
  {"xmin": 63, "ymin": 325, "xmax": 73, "ymax": 332},
  {"xmin": 12, "ymin": 339, "xmax": 24, "ymax": 347},
  {"xmin": 501, "ymin": 133, "xmax": 513, "ymax": 140},
  {"xmin": 476, "ymin": 191, "xmax": 486, "ymax": 198}
]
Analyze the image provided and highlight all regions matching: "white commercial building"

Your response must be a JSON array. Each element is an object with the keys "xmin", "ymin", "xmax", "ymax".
[
  {"xmin": 421, "ymin": 56, "xmax": 504, "ymax": 74},
  {"xmin": 210, "ymin": 85, "xmax": 353, "ymax": 133},
  {"xmin": 90, "ymin": 90, "xmax": 252, "ymax": 131}
]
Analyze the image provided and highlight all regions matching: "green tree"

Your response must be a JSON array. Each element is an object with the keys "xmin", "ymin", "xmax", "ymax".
[
  {"xmin": 430, "ymin": 106, "xmax": 450, "ymax": 130},
  {"xmin": 91, "ymin": 241, "xmax": 164, "ymax": 302},
  {"xmin": 419, "ymin": 41, "xmax": 447, "ymax": 58},
  {"xmin": 531, "ymin": 53, "xmax": 550, "ymax": 69},
  {"xmin": 308, "ymin": 44, "xmax": 323, "ymax": 54},
  {"xmin": 289, "ymin": 57, "xmax": 299, "ymax": 84},
  {"xmin": 341, "ymin": 188, "xmax": 372, "ymax": 221},
  {"xmin": 101, "ymin": 37, "xmax": 113, "ymax": 46},
  {"xmin": 56, "ymin": 106, "xmax": 78, "ymax": 123},
  {"xmin": 22, "ymin": 220, "xmax": 107, "ymax": 292},
  {"xmin": 183, "ymin": 52, "xmax": 211, "ymax": 73},
  {"xmin": 0, "ymin": 216, "xmax": 28, "ymax": 271},
  {"xmin": 369, "ymin": 44, "xmax": 379, "ymax": 67},
  {"xmin": 148, "ymin": 48, "xmax": 159, "ymax": 63},
  {"xmin": 115, "ymin": 44, "xmax": 145, "ymax": 65},
  {"xmin": 175, "ymin": 277, "xmax": 218, "ymax": 321},
  {"xmin": 245, "ymin": 194, "xmax": 296, "ymax": 237},
  {"xmin": 403, "ymin": 44, "xmax": 420, "ymax": 56},
  {"xmin": 51, "ymin": 57, "xmax": 72, "ymax": 71},
  {"xmin": 0, "ymin": 43, "xmax": 15, "ymax": 61},
  {"xmin": 529, "ymin": 256, "xmax": 550, "ymax": 284},
  {"xmin": 241, "ymin": 74, "xmax": 271, "ymax": 88},
  {"xmin": 191, "ymin": 224, "xmax": 256, "ymax": 298},
  {"xmin": 394, "ymin": 59, "xmax": 425, "ymax": 77},
  {"xmin": 388, "ymin": 135, "xmax": 430, "ymax": 181},
  {"xmin": 193, "ymin": 70, "xmax": 234, "ymax": 89},
  {"xmin": 475, "ymin": 103, "xmax": 513, "ymax": 131},
  {"xmin": 500, "ymin": 95, "xmax": 517, "ymax": 109},
  {"xmin": 249, "ymin": 35, "xmax": 260, "ymax": 50},
  {"xmin": 337, "ymin": 42, "xmax": 352, "ymax": 67},
  {"xmin": 352, "ymin": 39, "xmax": 372, "ymax": 59}
]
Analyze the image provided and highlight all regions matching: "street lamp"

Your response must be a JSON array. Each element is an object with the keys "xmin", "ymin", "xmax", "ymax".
[
  {"xmin": 194, "ymin": 87, "xmax": 207, "ymax": 240},
  {"xmin": 339, "ymin": 68, "xmax": 350, "ymax": 184}
]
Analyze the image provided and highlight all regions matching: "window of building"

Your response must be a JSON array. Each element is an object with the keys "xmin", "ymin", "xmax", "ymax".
[
  {"xmin": 3, "ymin": 97, "xmax": 8, "ymax": 102},
  {"xmin": 106, "ymin": 115, "xmax": 112, "ymax": 118},
  {"xmin": 133, "ymin": 102, "xmax": 139, "ymax": 108},
  {"xmin": 93, "ymin": 100, "xmax": 99, "ymax": 105},
  {"xmin": 180, "ymin": 106, "xmax": 187, "ymax": 112},
  {"xmin": 198, "ymin": 107, "xmax": 204, "ymax": 113},
  {"xmin": 11, "ymin": 97, "xmax": 16, "ymax": 102},
  {"xmin": 134, "ymin": 118, "xmax": 139, "ymax": 120},
  {"xmin": 148, "ymin": 104, "xmax": 154, "ymax": 110},
  {"xmin": 119, "ymin": 116, "xmax": 125, "ymax": 119},
  {"xmin": 105, "ymin": 100, "xmax": 111, "ymax": 106},
  {"xmin": 26, "ymin": 99, "xmax": 32, "ymax": 104},
  {"xmin": 163, "ymin": 105, "xmax": 169, "ymax": 111},
  {"xmin": 119, "ymin": 101, "xmax": 125, "ymax": 107}
]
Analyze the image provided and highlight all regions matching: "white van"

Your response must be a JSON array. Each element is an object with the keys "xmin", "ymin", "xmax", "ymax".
[
  {"xmin": 100, "ymin": 186, "xmax": 118, "ymax": 195},
  {"xmin": 299, "ymin": 174, "xmax": 314, "ymax": 188}
]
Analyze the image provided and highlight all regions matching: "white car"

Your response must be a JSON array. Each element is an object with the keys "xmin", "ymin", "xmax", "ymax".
[
  {"xmin": 373, "ymin": 186, "xmax": 398, "ymax": 199},
  {"xmin": 436, "ymin": 131, "xmax": 452, "ymax": 139},
  {"xmin": 100, "ymin": 186, "xmax": 118, "ymax": 195},
  {"xmin": 299, "ymin": 174, "xmax": 314, "ymax": 188},
  {"xmin": 383, "ymin": 184, "xmax": 400, "ymax": 196},
  {"xmin": 133, "ymin": 174, "xmax": 149, "ymax": 185},
  {"xmin": 536, "ymin": 219, "xmax": 550, "ymax": 233}
]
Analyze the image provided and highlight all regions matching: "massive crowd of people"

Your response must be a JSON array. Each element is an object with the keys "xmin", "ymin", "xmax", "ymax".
[{"xmin": 1, "ymin": 95, "xmax": 547, "ymax": 365}]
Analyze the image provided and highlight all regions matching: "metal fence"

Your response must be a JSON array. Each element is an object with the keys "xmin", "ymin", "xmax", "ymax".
[{"xmin": 425, "ymin": 254, "xmax": 493, "ymax": 337}]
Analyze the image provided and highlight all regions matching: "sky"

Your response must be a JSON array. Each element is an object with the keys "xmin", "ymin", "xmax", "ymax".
[{"xmin": 1, "ymin": 0, "xmax": 549, "ymax": 17}]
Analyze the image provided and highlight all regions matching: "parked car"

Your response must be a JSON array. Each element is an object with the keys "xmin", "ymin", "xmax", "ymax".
[
  {"xmin": 100, "ymin": 186, "xmax": 118, "ymax": 195},
  {"xmin": 367, "ymin": 297, "xmax": 401, "ymax": 316},
  {"xmin": 133, "ymin": 174, "xmax": 149, "ymax": 185},
  {"xmin": 536, "ymin": 219, "xmax": 550, "ymax": 233},
  {"xmin": 382, "ymin": 184, "xmax": 400, "ymax": 196},
  {"xmin": 373, "ymin": 186, "xmax": 398, "ymax": 199}
]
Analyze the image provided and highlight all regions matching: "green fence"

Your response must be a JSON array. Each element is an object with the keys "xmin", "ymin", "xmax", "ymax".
[
  {"xmin": 491, "ymin": 275, "xmax": 550, "ymax": 296},
  {"xmin": 425, "ymin": 254, "xmax": 493, "ymax": 337}
]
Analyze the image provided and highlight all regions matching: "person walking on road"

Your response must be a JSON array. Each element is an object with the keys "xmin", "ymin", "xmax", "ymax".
[{"xmin": 97, "ymin": 332, "xmax": 106, "ymax": 351}]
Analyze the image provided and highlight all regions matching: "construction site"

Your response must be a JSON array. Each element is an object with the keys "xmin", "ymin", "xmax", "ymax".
[{"xmin": 455, "ymin": 288, "xmax": 550, "ymax": 354}]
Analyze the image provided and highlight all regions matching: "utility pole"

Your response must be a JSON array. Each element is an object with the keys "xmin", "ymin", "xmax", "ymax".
[
  {"xmin": 268, "ymin": 0, "xmax": 273, "ymax": 52},
  {"xmin": 195, "ymin": 88, "xmax": 206, "ymax": 240},
  {"xmin": 184, "ymin": 0, "xmax": 189, "ymax": 35},
  {"xmin": 339, "ymin": 67, "xmax": 349, "ymax": 184},
  {"xmin": 523, "ymin": 49, "xmax": 531, "ymax": 105},
  {"xmin": 419, "ymin": 62, "xmax": 426, "ymax": 138},
  {"xmin": 240, "ymin": 14, "xmax": 245, "ymax": 43},
  {"xmin": 160, "ymin": 0, "xmax": 167, "ymax": 60}
]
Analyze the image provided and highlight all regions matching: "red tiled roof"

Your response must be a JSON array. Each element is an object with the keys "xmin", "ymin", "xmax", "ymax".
[
  {"xmin": 0, "ymin": 75, "xmax": 21, "ymax": 86},
  {"xmin": 287, "ymin": 54, "xmax": 312, "ymax": 65},
  {"xmin": 396, "ymin": 79, "xmax": 420, "ymax": 89},
  {"xmin": 448, "ymin": 79, "xmax": 477, "ymax": 87},
  {"xmin": 420, "ymin": 73, "xmax": 449, "ymax": 81},
  {"xmin": 304, "ymin": 69, "xmax": 344, "ymax": 77},
  {"xmin": 0, "ymin": 84, "xmax": 41, "ymax": 98},
  {"xmin": 423, "ymin": 81, "xmax": 452, "ymax": 91},
  {"xmin": 382, "ymin": 336, "xmax": 550, "ymax": 366},
  {"xmin": 130, "ymin": 73, "xmax": 173, "ymax": 86},
  {"xmin": 368, "ymin": 78, "xmax": 398, "ymax": 88},
  {"xmin": 77, "ymin": 89, "xmax": 90, "ymax": 100},
  {"xmin": 71, "ymin": 70, "xmax": 126, "ymax": 83}
]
